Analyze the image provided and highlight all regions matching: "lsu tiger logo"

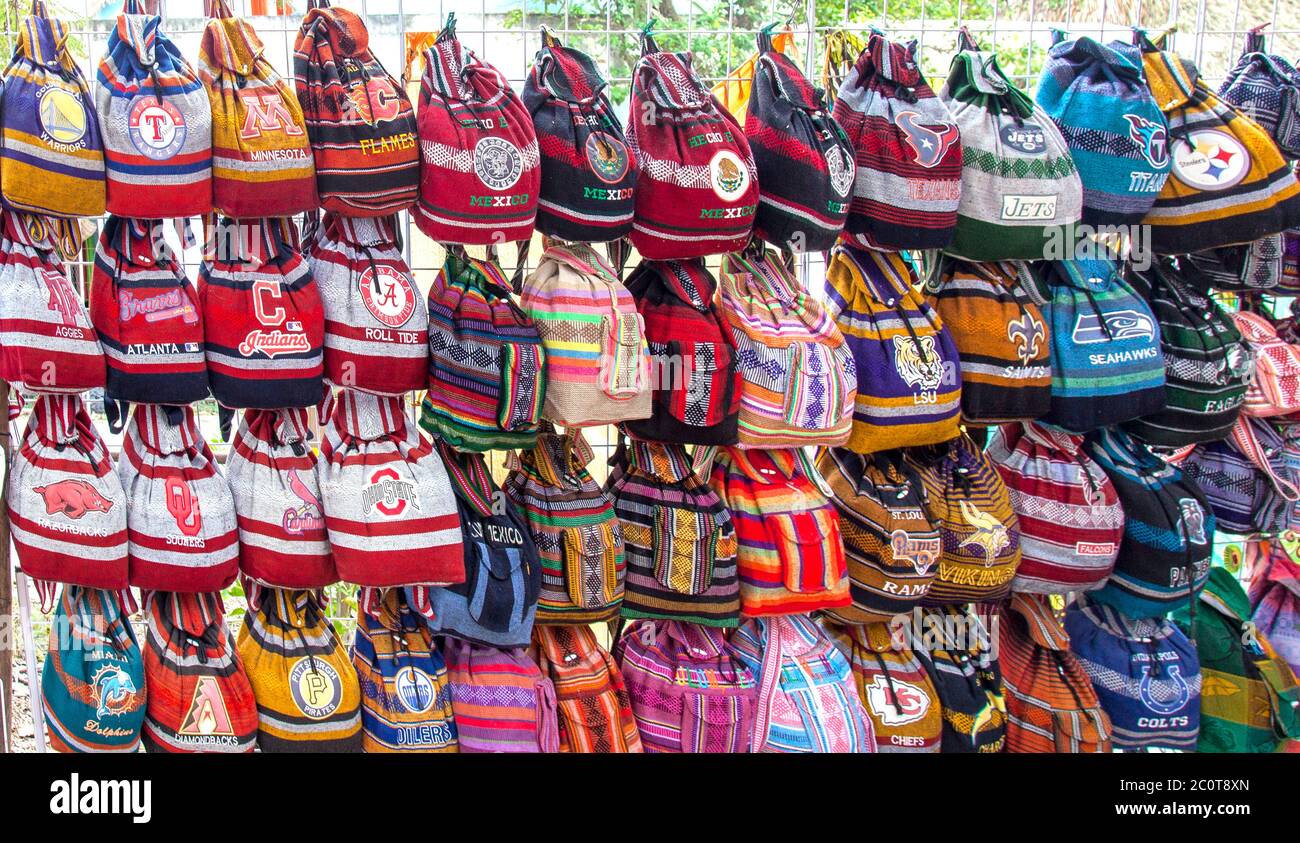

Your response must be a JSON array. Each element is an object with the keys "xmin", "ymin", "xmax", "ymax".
[{"xmin": 893, "ymin": 335, "xmax": 944, "ymax": 392}]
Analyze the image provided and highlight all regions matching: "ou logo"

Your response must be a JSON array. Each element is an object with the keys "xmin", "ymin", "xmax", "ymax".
[{"xmin": 165, "ymin": 477, "xmax": 203, "ymax": 537}]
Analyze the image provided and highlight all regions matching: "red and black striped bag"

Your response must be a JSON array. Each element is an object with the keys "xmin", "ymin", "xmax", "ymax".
[
  {"xmin": 90, "ymin": 216, "xmax": 207, "ymax": 407},
  {"xmin": 225, "ymin": 407, "xmax": 335, "ymax": 590},
  {"xmin": 199, "ymin": 217, "xmax": 324, "ymax": 409},
  {"xmin": 293, "ymin": 0, "xmax": 419, "ymax": 215}
]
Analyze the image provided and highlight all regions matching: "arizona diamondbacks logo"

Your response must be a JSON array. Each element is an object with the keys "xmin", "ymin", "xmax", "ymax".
[
  {"xmin": 1123, "ymin": 114, "xmax": 1170, "ymax": 169},
  {"xmin": 1007, "ymin": 312, "xmax": 1045, "ymax": 364},
  {"xmin": 1071, "ymin": 309, "xmax": 1156, "ymax": 344},
  {"xmin": 474, "ymin": 136, "xmax": 523, "ymax": 190},
  {"xmin": 892, "ymin": 335, "xmax": 943, "ymax": 392},
  {"xmin": 895, "ymin": 111, "xmax": 959, "ymax": 168}
]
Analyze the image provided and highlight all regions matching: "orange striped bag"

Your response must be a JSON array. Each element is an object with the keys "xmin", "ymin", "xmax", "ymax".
[{"xmin": 530, "ymin": 625, "xmax": 642, "ymax": 753}]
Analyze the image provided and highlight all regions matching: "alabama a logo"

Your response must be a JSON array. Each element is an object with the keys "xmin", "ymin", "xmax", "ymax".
[
  {"xmin": 895, "ymin": 111, "xmax": 959, "ymax": 168},
  {"xmin": 708, "ymin": 149, "xmax": 750, "ymax": 202},
  {"xmin": 127, "ymin": 96, "xmax": 187, "ymax": 160},
  {"xmin": 892, "ymin": 335, "xmax": 944, "ymax": 392},
  {"xmin": 864, "ymin": 673, "xmax": 931, "ymax": 726},
  {"xmin": 1007, "ymin": 312, "xmax": 1045, "ymax": 365},
  {"xmin": 38, "ymin": 85, "xmax": 88, "ymax": 145},
  {"xmin": 1123, "ymin": 114, "xmax": 1170, "ymax": 169},
  {"xmin": 474, "ymin": 136, "xmax": 524, "ymax": 191},
  {"xmin": 585, "ymin": 132, "xmax": 630, "ymax": 184},
  {"xmin": 957, "ymin": 500, "xmax": 1010, "ymax": 566},
  {"xmin": 288, "ymin": 657, "xmax": 343, "ymax": 719},
  {"xmin": 179, "ymin": 676, "xmax": 235, "ymax": 738},
  {"xmin": 394, "ymin": 666, "xmax": 437, "ymax": 713},
  {"xmin": 1170, "ymin": 129, "xmax": 1250, "ymax": 190},
  {"xmin": 92, "ymin": 664, "xmax": 138, "ymax": 719},
  {"xmin": 362, "ymin": 467, "xmax": 421, "ymax": 517},
  {"xmin": 358, "ymin": 264, "xmax": 417, "ymax": 328},
  {"xmin": 1179, "ymin": 497, "xmax": 1207, "ymax": 545}
]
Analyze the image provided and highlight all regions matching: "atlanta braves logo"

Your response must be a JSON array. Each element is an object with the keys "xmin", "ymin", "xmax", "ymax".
[
  {"xmin": 1138, "ymin": 663, "xmax": 1191, "ymax": 715},
  {"xmin": 1123, "ymin": 114, "xmax": 1170, "ymax": 169},
  {"xmin": 238, "ymin": 92, "xmax": 305, "ymax": 139},
  {"xmin": 1007, "ymin": 312, "xmax": 1045, "ymax": 365},
  {"xmin": 895, "ymin": 111, "xmax": 959, "ymax": 168},
  {"xmin": 92, "ymin": 664, "xmax": 138, "ymax": 719},
  {"xmin": 165, "ymin": 476, "xmax": 203, "ymax": 538}
]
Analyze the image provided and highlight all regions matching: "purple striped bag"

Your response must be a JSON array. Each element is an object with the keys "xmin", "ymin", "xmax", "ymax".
[
  {"xmin": 614, "ymin": 620, "xmax": 757, "ymax": 753},
  {"xmin": 441, "ymin": 638, "xmax": 559, "ymax": 753}
]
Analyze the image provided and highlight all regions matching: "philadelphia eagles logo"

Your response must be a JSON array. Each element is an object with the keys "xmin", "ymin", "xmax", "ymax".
[{"xmin": 893, "ymin": 335, "xmax": 943, "ymax": 392}]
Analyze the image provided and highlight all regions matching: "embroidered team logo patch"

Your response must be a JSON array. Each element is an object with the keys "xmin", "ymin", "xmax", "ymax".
[
  {"xmin": 282, "ymin": 469, "xmax": 324, "ymax": 535},
  {"xmin": 344, "ymin": 77, "xmax": 402, "ymax": 126},
  {"xmin": 1123, "ymin": 114, "xmax": 1170, "ymax": 169},
  {"xmin": 362, "ymin": 467, "xmax": 421, "ymax": 517},
  {"xmin": 1071, "ymin": 309, "xmax": 1156, "ymax": 344},
  {"xmin": 179, "ymin": 676, "xmax": 235, "ymax": 738},
  {"xmin": 1179, "ymin": 497, "xmax": 1207, "ymax": 545},
  {"xmin": 1000, "ymin": 122, "xmax": 1047, "ymax": 155},
  {"xmin": 358, "ymin": 264, "xmax": 417, "ymax": 328},
  {"xmin": 33, "ymin": 479, "xmax": 114, "ymax": 519},
  {"xmin": 38, "ymin": 85, "xmax": 88, "ymax": 145},
  {"xmin": 864, "ymin": 673, "xmax": 931, "ymax": 726},
  {"xmin": 585, "ymin": 132, "xmax": 630, "ymax": 184},
  {"xmin": 826, "ymin": 145, "xmax": 856, "ymax": 197},
  {"xmin": 394, "ymin": 666, "xmax": 436, "ymax": 713},
  {"xmin": 708, "ymin": 149, "xmax": 750, "ymax": 201},
  {"xmin": 895, "ymin": 111, "xmax": 959, "ymax": 168},
  {"xmin": 128, "ymin": 96, "xmax": 187, "ymax": 160},
  {"xmin": 890, "ymin": 529, "xmax": 941, "ymax": 576},
  {"xmin": 892, "ymin": 334, "xmax": 943, "ymax": 392},
  {"xmin": 1007, "ymin": 312, "xmax": 1046, "ymax": 364},
  {"xmin": 1170, "ymin": 130, "xmax": 1250, "ymax": 190},
  {"xmin": 289, "ymin": 657, "xmax": 343, "ymax": 720},
  {"xmin": 474, "ymin": 136, "xmax": 524, "ymax": 191},
  {"xmin": 957, "ymin": 499, "xmax": 1010, "ymax": 566},
  {"xmin": 92, "ymin": 663, "xmax": 138, "ymax": 719}
]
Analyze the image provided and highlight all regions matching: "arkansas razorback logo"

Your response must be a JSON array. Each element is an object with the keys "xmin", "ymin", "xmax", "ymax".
[
  {"xmin": 33, "ymin": 479, "xmax": 114, "ymax": 519},
  {"xmin": 895, "ymin": 111, "xmax": 959, "ymax": 168}
]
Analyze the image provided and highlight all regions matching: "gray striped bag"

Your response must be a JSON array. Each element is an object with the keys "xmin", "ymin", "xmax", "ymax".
[
  {"xmin": 316, "ymin": 389, "xmax": 463, "ymax": 590},
  {"xmin": 308, "ymin": 212, "xmax": 428, "ymax": 396},
  {"xmin": 225, "ymin": 407, "xmax": 335, "ymax": 590},
  {"xmin": 119, "ymin": 403, "xmax": 239, "ymax": 593}
]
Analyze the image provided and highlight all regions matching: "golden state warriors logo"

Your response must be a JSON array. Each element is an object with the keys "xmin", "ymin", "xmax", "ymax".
[
  {"xmin": 394, "ymin": 666, "xmax": 436, "ymax": 713},
  {"xmin": 474, "ymin": 136, "xmax": 524, "ymax": 190},
  {"xmin": 289, "ymin": 657, "xmax": 343, "ymax": 720},
  {"xmin": 585, "ymin": 132, "xmax": 629, "ymax": 184},
  {"xmin": 128, "ymin": 96, "xmax": 187, "ymax": 160},
  {"xmin": 1171, "ymin": 130, "xmax": 1250, "ymax": 190},
  {"xmin": 709, "ymin": 149, "xmax": 749, "ymax": 202},
  {"xmin": 358, "ymin": 264, "xmax": 416, "ymax": 328},
  {"xmin": 38, "ymin": 85, "xmax": 88, "ymax": 145}
]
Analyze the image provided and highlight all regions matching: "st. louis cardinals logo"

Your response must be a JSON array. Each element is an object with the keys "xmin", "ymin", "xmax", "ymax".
[
  {"xmin": 165, "ymin": 476, "xmax": 203, "ymax": 537},
  {"xmin": 895, "ymin": 111, "xmax": 959, "ymax": 168},
  {"xmin": 1123, "ymin": 113, "xmax": 1170, "ymax": 169},
  {"xmin": 1007, "ymin": 312, "xmax": 1045, "ymax": 365},
  {"xmin": 239, "ymin": 92, "xmax": 305, "ymax": 139}
]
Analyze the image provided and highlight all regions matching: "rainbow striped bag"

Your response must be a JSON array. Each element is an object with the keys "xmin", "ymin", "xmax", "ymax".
[
  {"xmin": 443, "ymin": 638, "xmax": 559, "ymax": 753},
  {"xmin": 531, "ymin": 625, "xmax": 643, "ymax": 753},
  {"xmin": 96, "ymin": 0, "xmax": 212, "ymax": 218},
  {"xmin": 0, "ymin": 0, "xmax": 105, "ymax": 218}
]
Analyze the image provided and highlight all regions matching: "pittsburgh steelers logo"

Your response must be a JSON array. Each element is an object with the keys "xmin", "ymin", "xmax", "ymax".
[
  {"xmin": 1170, "ymin": 130, "xmax": 1250, "ymax": 191},
  {"xmin": 394, "ymin": 666, "xmax": 436, "ymax": 713},
  {"xmin": 585, "ymin": 132, "xmax": 629, "ymax": 184},
  {"xmin": 826, "ymin": 145, "xmax": 855, "ymax": 198},
  {"xmin": 358, "ymin": 264, "xmax": 416, "ymax": 328},
  {"xmin": 288, "ymin": 657, "xmax": 343, "ymax": 720},
  {"xmin": 474, "ymin": 136, "xmax": 523, "ymax": 191},
  {"xmin": 38, "ymin": 86, "xmax": 88, "ymax": 145},
  {"xmin": 708, "ymin": 149, "xmax": 750, "ymax": 202},
  {"xmin": 127, "ymin": 96, "xmax": 187, "ymax": 160}
]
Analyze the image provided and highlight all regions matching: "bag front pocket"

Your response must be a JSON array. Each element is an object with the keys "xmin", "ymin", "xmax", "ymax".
[
  {"xmin": 498, "ymin": 340, "xmax": 545, "ymax": 432},
  {"xmin": 667, "ymin": 340, "xmax": 734, "ymax": 428},
  {"xmin": 467, "ymin": 542, "xmax": 526, "ymax": 634},
  {"xmin": 682, "ymin": 692, "xmax": 753, "ymax": 753},
  {"xmin": 652, "ymin": 506, "xmax": 717, "ymax": 595},
  {"xmin": 561, "ymin": 522, "xmax": 619, "ymax": 609},
  {"xmin": 600, "ymin": 311, "xmax": 645, "ymax": 399},
  {"xmin": 769, "ymin": 505, "xmax": 844, "ymax": 594},
  {"xmin": 782, "ymin": 343, "xmax": 843, "ymax": 431}
]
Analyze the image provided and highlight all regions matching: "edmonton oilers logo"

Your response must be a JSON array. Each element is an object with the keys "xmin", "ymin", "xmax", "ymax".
[
  {"xmin": 1138, "ymin": 664, "xmax": 1190, "ymax": 715},
  {"xmin": 585, "ymin": 132, "xmax": 629, "ymax": 185},
  {"xmin": 38, "ymin": 85, "xmax": 88, "ymax": 145},
  {"xmin": 394, "ymin": 666, "xmax": 436, "ymax": 713},
  {"xmin": 128, "ymin": 96, "xmax": 187, "ymax": 160}
]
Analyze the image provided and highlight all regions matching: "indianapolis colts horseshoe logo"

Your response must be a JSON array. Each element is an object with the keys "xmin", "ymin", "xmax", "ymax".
[{"xmin": 1138, "ymin": 664, "xmax": 1190, "ymax": 715}]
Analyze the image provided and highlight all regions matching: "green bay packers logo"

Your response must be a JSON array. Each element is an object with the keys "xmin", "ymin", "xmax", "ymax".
[
  {"xmin": 38, "ymin": 86, "xmax": 88, "ymax": 145},
  {"xmin": 128, "ymin": 96, "xmax": 187, "ymax": 160},
  {"xmin": 585, "ymin": 132, "xmax": 629, "ymax": 184},
  {"xmin": 474, "ymin": 135, "xmax": 523, "ymax": 191},
  {"xmin": 288, "ymin": 657, "xmax": 343, "ymax": 720},
  {"xmin": 708, "ymin": 149, "xmax": 749, "ymax": 202},
  {"xmin": 394, "ymin": 666, "xmax": 436, "ymax": 713}
]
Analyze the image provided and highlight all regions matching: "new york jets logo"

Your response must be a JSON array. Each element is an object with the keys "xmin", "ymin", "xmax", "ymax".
[
  {"xmin": 128, "ymin": 96, "xmax": 187, "ymax": 160},
  {"xmin": 358, "ymin": 264, "xmax": 416, "ymax": 328},
  {"xmin": 474, "ymin": 136, "xmax": 523, "ymax": 190}
]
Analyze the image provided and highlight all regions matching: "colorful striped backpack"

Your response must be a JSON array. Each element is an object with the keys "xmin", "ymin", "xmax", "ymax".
[
  {"xmin": 926, "ymin": 257, "xmax": 1051, "ymax": 424},
  {"xmin": 0, "ymin": 0, "xmax": 105, "ymax": 218},
  {"xmin": 199, "ymin": 217, "xmax": 324, "ymax": 410},
  {"xmin": 1065, "ymin": 596, "xmax": 1201, "ymax": 751},
  {"xmin": 918, "ymin": 605, "xmax": 1007, "ymax": 752},
  {"xmin": 744, "ymin": 27, "xmax": 854, "ymax": 253},
  {"xmin": 226, "ymin": 407, "xmax": 335, "ymax": 590},
  {"xmin": 1219, "ymin": 32, "xmax": 1300, "ymax": 160},
  {"xmin": 625, "ymin": 29, "xmax": 758, "ymax": 259},
  {"xmin": 8, "ymin": 395, "xmax": 128, "ymax": 593},
  {"xmin": 530, "ymin": 625, "xmax": 644, "ymax": 753},
  {"xmin": 141, "ymin": 590, "xmax": 258, "ymax": 753},
  {"xmin": 420, "ymin": 443, "xmax": 540, "ymax": 648},
  {"xmin": 1034, "ymin": 35, "xmax": 1170, "ymax": 225},
  {"xmin": 521, "ymin": 242, "xmax": 651, "ymax": 427},
  {"xmin": 353, "ymin": 590, "xmax": 458, "ymax": 753},
  {"xmin": 308, "ymin": 213, "xmax": 427, "ymax": 396},
  {"xmin": 420, "ymin": 252, "xmax": 546, "ymax": 452},
  {"xmin": 1233, "ymin": 309, "xmax": 1300, "ymax": 417},
  {"xmin": 821, "ymin": 619, "xmax": 942, "ymax": 752},
  {"xmin": 1122, "ymin": 260, "xmax": 1252, "ymax": 446},
  {"xmin": 90, "ymin": 217, "xmax": 207, "ymax": 408},
  {"xmin": 939, "ymin": 41, "xmax": 1082, "ymax": 260},
  {"xmin": 908, "ymin": 433, "xmax": 1022, "ymax": 604},
  {"xmin": 42, "ymin": 588, "xmax": 145, "ymax": 753},
  {"xmin": 816, "ymin": 448, "xmax": 939, "ymax": 623},
  {"xmin": 1174, "ymin": 565, "xmax": 1300, "ymax": 753},
  {"xmin": 824, "ymin": 246, "xmax": 962, "ymax": 453},
  {"xmin": 198, "ymin": 0, "xmax": 316, "ymax": 217},
  {"xmin": 605, "ymin": 439, "xmax": 740, "ymax": 627},
  {"xmin": 623, "ymin": 259, "xmax": 742, "ymax": 446},
  {"xmin": 719, "ymin": 248, "xmax": 856, "ymax": 448},
  {"xmin": 1251, "ymin": 544, "xmax": 1300, "ymax": 679},
  {"xmin": 832, "ymin": 32, "xmax": 962, "ymax": 250},
  {"xmin": 729, "ymin": 613, "xmax": 875, "ymax": 753},
  {"xmin": 119, "ymin": 403, "xmax": 239, "ymax": 593},
  {"xmin": 414, "ymin": 15, "xmax": 539, "ymax": 246},
  {"xmin": 1083, "ymin": 427, "xmax": 1213, "ymax": 618},
  {"xmin": 1180, "ymin": 416, "xmax": 1297, "ymax": 536},
  {"xmin": 1138, "ymin": 32, "xmax": 1300, "ymax": 254},
  {"xmin": 0, "ymin": 213, "xmax": 105, "ymax": 395},
  {"xmin": 236, "ymin": 587, "xmax": 362, "ymax": 752},
  {"xmin": 522, "ymin": 29, "xmax": 636, "ymax": 243},
  {"xmin": 316, "ymin": 389, "xmax": 463, "ymax": 590},
  {"xmin": 1036, "ymin": 258, "xmax": 1166, "ymax": 432},
  {"xmin": 1001, "ymin": 593, "xmax": 1112, "ymax": 753},
  {"xmin": 293, "ymin": 0, "xmax": 418, "ymax": 215},
  {"xmin": 710, "ymin": 447, "xmax": 851, "ymax": 617},
  {"xmin": 503, "ymin": 427, "xmax": 624, "ymax": 625},
  {"xmin": 96, "ymin": 0, "xmax": 213, "ymax": 218},
  {"xmin": 986, "ymin": 421, "xmax": 1122, "ymax": 594},
  {"xmin": 614, "ymin": 620, "xmax": 758, "ymax": 753},
  {"xmin": 442, "ymin": 638, "xmax": 559, "ymax": 753},
  {"xmin": 1183, "ymin": 235, "xmax": 1284, "ymax": 293}
]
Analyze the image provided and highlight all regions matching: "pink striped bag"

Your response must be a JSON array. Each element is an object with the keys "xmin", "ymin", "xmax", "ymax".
[
  {"xmin": 442, "ymin": 638, "xmax": 559, "ymax": 753},
  {"xmin": 119, "ymin": 403, "xmax": 239, "ymax": 592},
  {"xmin": 316, "ymin": 389, "xmax": 463, "ymax": 589},
  {"xmin": 308, "ymin": 213, "xmax": 428, "ymax": 395},
  {"xmin": 1235, "ymin": 309, "xmax": 1300, "ymax": 417},
  {"xmin": 226, "ymin": 407, "xmax": 335, "ymax": 589}
]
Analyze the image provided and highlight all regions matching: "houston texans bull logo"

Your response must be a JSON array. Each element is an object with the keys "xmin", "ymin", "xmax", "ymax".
[
  {"xmin": 895, "ymin": 111, "xmax": 960, "ymax": 168},
  {"xmin": 34, "ymin": 479, "xmax": 114, "ymax": 519},
  {"xmin": 1123, "ymin": 114, "xmax": 1170, "ymax": 169}
]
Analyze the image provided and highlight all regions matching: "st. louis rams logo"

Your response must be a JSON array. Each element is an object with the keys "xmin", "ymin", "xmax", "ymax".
[
  {"xmin": 289, "ymin": 657, "xmax": 343, "ymax": 720},
  {"xmin": 1007, "ymin": 312, "xmax": 1045, "ymax": 364},
  {"xmin": 895, "ymin": 111, "xmax": 959, "ymax": 168},
  {"xmin": 1123, "ymin": 114, "xmax": 1170, "ymax": 169}
]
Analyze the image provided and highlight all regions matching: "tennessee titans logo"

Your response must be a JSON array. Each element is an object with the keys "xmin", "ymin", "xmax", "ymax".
[
  {"xmin": 92, "ymin": 664, "xmax": 138, "ymax": 719},
  {"xmin": 895, "ymin": 111, "xmax": 960, "ymax": 168},
  {"xmin": 1007, "ymin": 313, "xmax": 1045, "ymax": 365},
  {"xmin": 1138, "ymin": 664, "xmax": 1191, "ymax": 715},
  {"xmin": 1071, "ymin": 310, "xmax": 1156, "ymax": 344},
  {"xmin": 1123, "ymin": 114, "xmax": 1170, "ymax": 169}
]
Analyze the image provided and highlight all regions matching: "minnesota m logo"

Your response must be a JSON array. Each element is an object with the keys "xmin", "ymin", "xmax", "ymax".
[{"xmin": 238, "ymin": 92, "xmax": 304, "ymax": 139}]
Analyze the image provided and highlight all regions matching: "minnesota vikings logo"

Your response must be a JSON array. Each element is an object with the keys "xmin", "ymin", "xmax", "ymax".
[
  {"xmin": 895, "ymin": 111, "xmax": 960, "ymax": 168},
  {"xmin": 1123, "ymin": 114, "xmax": 1170, "ymax": 169},
  {"xmin": 1007, "ymin": 312, "xmax": 1045, "ymax": 365},
  {"xmin": 92, "ymin": 664, "xmax": 138, "ymax": 719},
  {"xmin": 958, "ymin": 500, "xmax": 1010, "ymax": 566}
]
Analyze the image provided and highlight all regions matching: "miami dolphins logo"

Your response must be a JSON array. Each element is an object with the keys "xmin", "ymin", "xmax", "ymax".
[
  {"xmin": 1138, "ymin": 664, "xmax": 1191, "ymax": 715},
  {"xmin": 1007, "ymin": 312, "xmax": 1045, "ymax": 365},
  {"xmin": 92, "ymin": 664, "xmax": 138, "ymax": 719},
  {"xmin": 1123, "ymin": 114, "xmax": 1170, "ymax": 169},
  {"xmin": 895, "ymin": 111, "xmax": 959, "ymax": 168},
  {"xmin": 958, "ymin": 500, "xmax": 1010, "ymax": 566}
]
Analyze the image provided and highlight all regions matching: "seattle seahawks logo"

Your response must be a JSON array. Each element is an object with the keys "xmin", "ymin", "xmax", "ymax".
[
  {"xmin": 1123, "ymin": 113, "xmax": 1170, "ymax": 170},
  {"xmin": 1071, "ymin": 310, "xmax": 1155, "ymax": 344}
]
